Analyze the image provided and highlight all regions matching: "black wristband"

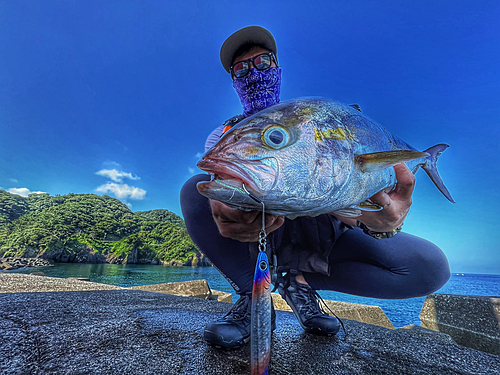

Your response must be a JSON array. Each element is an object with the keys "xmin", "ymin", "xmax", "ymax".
[{"xmin": 356, "ymin": 221, "xmax": 402, "ymax": 239}]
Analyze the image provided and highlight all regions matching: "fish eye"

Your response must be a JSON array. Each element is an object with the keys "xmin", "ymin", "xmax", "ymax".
[{"xmin": 262, "ymin": 126, "xmax": 290, "ymax": 149}]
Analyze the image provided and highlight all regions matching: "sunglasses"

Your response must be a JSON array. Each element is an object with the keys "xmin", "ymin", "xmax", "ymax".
[{"xmin": 230, "ymin": 52, "xmax": 276, "ymax": 79}]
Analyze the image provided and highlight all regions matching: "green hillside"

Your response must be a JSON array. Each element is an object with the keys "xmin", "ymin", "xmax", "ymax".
[{"xmin": 0, "ymin": 191, "xmax": 205, "ymax": 266}]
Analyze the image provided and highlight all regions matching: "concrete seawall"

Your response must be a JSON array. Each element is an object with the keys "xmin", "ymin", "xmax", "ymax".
[{"xmin": 0, "ymin": 273, "xmax": 499, "ymax": 374}]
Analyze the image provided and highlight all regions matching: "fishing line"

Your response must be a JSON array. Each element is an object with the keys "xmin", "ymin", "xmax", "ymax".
[
  {"xmin": 242, "ymin": 182, "xmax": 277, "ymax": 287},
  {"xmin": 258, "ymin": 201, "xmax": 266, "ymax": 253}
]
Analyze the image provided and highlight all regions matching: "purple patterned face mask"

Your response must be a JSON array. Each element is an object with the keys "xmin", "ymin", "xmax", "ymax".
[{"xmin": 233, "ymin": 67, "xmax": 282, "ymax": 117}]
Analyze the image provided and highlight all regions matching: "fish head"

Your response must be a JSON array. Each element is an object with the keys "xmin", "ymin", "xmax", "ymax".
[{"xmin": 197, "ymin": 98, "xmax": 355, "ymax": 216}]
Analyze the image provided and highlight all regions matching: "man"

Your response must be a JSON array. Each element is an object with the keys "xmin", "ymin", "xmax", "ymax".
[{"xmin": 180, "ymin": 26, "xmax": 450, "ymax": 349}]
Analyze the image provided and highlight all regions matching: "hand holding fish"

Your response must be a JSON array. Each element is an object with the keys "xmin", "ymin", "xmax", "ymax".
[
  {"xmin": 210, "ymin": 199, "xmax": 285, "ymax": 242},
  {"xmin": 334, "ymin": 163, "xmax": 415, "ymax": 232}
]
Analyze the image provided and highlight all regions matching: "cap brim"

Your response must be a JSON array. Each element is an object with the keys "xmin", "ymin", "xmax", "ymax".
[{"xmin": 220, "ymin": 26, "xmax": 277, "ymax": 73}]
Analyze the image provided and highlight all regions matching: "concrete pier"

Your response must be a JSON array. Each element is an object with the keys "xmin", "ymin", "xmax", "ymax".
[{"xmin": 0, "ymin": 274, "xmax": 498, "ymax": 374}]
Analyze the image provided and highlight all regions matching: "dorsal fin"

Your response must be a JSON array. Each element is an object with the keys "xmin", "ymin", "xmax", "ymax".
[{"xmin": 349, "ymin": 104, "xmax": 362, "ymax": 112}]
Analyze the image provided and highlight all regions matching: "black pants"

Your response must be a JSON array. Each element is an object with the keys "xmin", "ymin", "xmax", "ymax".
[{"xmin": 181, "ymin": 174, "xmax": 450, "ymax": 298}]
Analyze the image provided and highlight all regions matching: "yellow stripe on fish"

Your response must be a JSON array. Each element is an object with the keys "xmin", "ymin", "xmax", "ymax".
[{"xmin": 314, "ymin": 127, "xmax": 356, "ymax": 142}]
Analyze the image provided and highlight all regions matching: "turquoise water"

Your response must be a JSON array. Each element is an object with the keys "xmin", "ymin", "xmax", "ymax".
[{"xmin": 11, "ymin": 264, "xmax": 500, "ymax": 328}]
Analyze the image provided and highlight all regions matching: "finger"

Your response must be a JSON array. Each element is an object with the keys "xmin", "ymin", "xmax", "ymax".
[
  {"xmin": 238, "ymin": 210, "xmax": 261, "ymax": 224},
  {"xmin": 211, "ymin": 200, "xmax": 260, "ymax": 224},
  {"xmin": 368, "ymin": 190, "xmax": 392, "ymax": 209},
  {"xmin": 391, "ymin": 163, "xmax": 415, "ymax": 201},
  {"xmin": 217, "ymin": 221, "xmax": 260, "ymax": 240},
  {"xmin": 265, "ymin": 215, "xmax": 285, "ymax": 233}
]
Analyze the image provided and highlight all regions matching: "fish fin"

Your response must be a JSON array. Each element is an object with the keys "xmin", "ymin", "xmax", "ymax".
[
  {"xmin": 422, "ymin": 144, "xmax": 455, "ymax": 203},
  {"xmin": 332, "ymin": 208, "xmax": 362, "ymax": 217},
  {"xmin": 355, "ymin": 150, "xmax": 429, "ymax": 173},
  {"xmin": 349, "ymin": 104, "xmax": 362, "ymax": 112},
  {"xmin": 354, "ymin": 201, "xmax": 384, "ymax": 211}
]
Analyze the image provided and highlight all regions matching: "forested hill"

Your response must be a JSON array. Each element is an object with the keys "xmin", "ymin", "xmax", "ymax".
[{"xmin": 0, "ymin": 191, "xmax": 207, "ymax": 266}]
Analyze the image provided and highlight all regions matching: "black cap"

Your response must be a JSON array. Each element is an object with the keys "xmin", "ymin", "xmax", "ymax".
[{"xmin": 220, "ymin": 26, "xmax": 278, "ymax": 73}]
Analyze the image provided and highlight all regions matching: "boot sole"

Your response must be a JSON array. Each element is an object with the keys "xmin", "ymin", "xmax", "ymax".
[{"xmin": 204, "ymin": 320, "xmax": 277, "ymax": 349}]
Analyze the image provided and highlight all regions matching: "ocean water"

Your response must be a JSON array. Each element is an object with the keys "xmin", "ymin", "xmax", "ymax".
[{"xmin": 11, "ymin": 264, "xmax": 500, "ymax": 328}]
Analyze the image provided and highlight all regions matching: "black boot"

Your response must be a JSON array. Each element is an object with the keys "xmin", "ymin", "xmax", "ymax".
[
  {"xmin": 278, "ymin": 272, "xmax": 340, "ymax": 336},
  {"xmin": 204, "ymin": 293, "xmax": 277, "ymax": 349}
]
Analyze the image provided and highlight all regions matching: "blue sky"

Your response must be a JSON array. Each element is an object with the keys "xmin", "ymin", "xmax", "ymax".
[{"xmin": 1, "ymin": 1, "xmax": 499, "ymax": 274}]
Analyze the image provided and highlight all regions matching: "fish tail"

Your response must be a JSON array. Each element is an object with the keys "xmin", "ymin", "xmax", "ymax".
[{"xmin": 422, "ymin": 144, "xmax": 455, "ymax": 203}]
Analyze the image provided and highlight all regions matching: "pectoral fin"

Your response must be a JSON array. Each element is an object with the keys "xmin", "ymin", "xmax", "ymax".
[
  {"xmin": 333, "ymin": 201, "xmax": 383, "ymax": 217},
  {"xmin": 354, "ymin": 201, "xmax": 383, "ymax": 211},
  {"xmin": 332, "ymin": 208, "xmax": 362, "ymax": 217},
  {"xmin": 355, "ymin": 150, "xmax": 429, "ymax": 173}
]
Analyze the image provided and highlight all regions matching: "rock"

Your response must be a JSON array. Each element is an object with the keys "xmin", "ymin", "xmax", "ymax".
[
  {"xmin": 31, "ymin": 272, "xmax": 46, "ymax": 277},
  {"xmin": 163, "ymin": 260, "xmax": 185, "ymax": 266},
  {"xmin": 0, "ymin": 257, "xmax": 51, "ymax": 270},
  {"xmin": 184, "ymin": 256, "xmax": 193, "ymax": 266},
  {"xmin": 0, "ymin": 262, "xmax": 15, "ymax": 271},
  {"xmin": 420, "ymin": 293, "xmax": 500, "ymax": 355},
  {"xmin": 129, "ymin": 279, "xmax": 213, "ymax": 300},
  {"xmin": 271, "ymin": 293, "xmax": 395, "ymax": 329}
]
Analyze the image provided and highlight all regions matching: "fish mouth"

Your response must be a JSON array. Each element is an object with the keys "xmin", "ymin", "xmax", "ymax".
[{"xmin": 197, "ymin": 157, "xmax": 278, "ymax": 199}]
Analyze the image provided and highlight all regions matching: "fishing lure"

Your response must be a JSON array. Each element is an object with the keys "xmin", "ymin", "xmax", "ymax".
[{"xmin": 250, "ymin": 201, "xmax": 272, "ymax": 375}]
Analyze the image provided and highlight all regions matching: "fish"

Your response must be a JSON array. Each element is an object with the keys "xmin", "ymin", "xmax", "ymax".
[
  {"xmin": 251, "ymin": 250, "xmax": 272, "ymax": 375},
  {"xmin": 197, "ymin": 97, "xmax": 454, "ymax": 219}
]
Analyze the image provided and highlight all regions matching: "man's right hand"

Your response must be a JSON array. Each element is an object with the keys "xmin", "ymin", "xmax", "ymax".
[{"xmin": 210, "ymin": 199, "xmax": 285, "ymax": 242}]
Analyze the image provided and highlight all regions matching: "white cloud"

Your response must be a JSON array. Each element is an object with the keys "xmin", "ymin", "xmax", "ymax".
[
  {"xmin": 10, "ymin": 178, "xmax": 18, "ymax": 183},
  {"xmin": 195, "ymin": 152, "xmax": 203, "ymax": 158},
  {"xmin": 95, "ymin": 183, "xmax": 146, "ymax": 200},
  {"xmin": 96, "ymin": 169, "xmax": 140, "ymax": 183},
  {"xmin": 8, "ymin": 188, "xmax": 46, "ymax": 197},
  {"xmin": 188, "ymin": 167, "xmax": 195, "ymax": 175}
]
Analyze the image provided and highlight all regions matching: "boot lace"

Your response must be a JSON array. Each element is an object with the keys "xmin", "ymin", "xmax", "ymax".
[
  {"xmin": 222, "ymin": 293, "xmax": 251, "ymax": 321},
  {"xmin": 279, "ymin": 271, "xmax": 346, "ymax": 334}
]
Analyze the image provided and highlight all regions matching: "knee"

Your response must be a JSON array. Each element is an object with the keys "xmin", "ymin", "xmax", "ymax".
[
  {"xmin": 410, "ymin": 238, "xmax": 450, "ymax": 296},
  {"xmin": 180, "ymin": 174, "xmax": 211, "ymax": 221},
  {"xmin": 180, "ymin": 174, "xmax": 209, "ymax": 202}
]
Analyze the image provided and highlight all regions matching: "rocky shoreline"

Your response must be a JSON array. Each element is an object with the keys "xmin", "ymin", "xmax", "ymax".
[
  {"xmin": 0, "ymin": 257, "xmax": 52, "ymax": 271},
  {"xmin": 0, "ymin": 255, "xmax": 212, "ymax": 271}
]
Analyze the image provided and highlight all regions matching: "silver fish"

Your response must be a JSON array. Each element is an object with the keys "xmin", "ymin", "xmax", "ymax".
[{"xmin": 197, "ymin": 97, "xmax": 454, "ymax": 219}]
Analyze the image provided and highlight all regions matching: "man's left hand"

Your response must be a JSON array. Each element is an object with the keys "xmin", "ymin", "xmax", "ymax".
[{"xmin": 333, "ymin": 163, "xmax": 415, "ymax": 232}]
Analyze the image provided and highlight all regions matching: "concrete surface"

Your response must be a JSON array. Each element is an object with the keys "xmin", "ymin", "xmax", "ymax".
[
  {"xmin": 272, "ymin": 294, "xmax": 395, "ymax": 330},
  {"xmin": 1, "ymin": 289, "xmax": 499, "ymax": 374},
  {"xmin": 398, "ymin": 324, "xmax": 456, "ymax": 344},
  {"xmin": 420, "ymin": 293, "xmax": 500, "ymax": 355},
  {"xmin": 0, "ymin": 273, "xmax": 124, "ymax": 293}
]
